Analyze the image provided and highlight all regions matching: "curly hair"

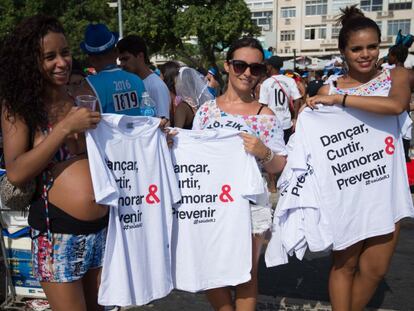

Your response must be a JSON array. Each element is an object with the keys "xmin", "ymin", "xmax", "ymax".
[
  {"xmin": 0, "ymin": 15, "xmax": 65, "ymax": 130},
  {"xmin": 337, "ymin": 5, "xmax": 381, "ymax": 51}
]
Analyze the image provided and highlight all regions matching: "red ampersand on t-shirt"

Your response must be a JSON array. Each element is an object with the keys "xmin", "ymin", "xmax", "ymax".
[
  {"xmin": 384, "ymin": 136, "xmax": 395, "ymax": 155},
  {"xmin": 146, "ymin": 184, "xmax": 160, "ymax": 204},
  {"xmin": 219, "ymin": 185, "xmax": 234, "ymax": 202}
]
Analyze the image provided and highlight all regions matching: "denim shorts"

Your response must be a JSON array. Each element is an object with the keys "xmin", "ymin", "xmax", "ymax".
[
  {"xmin": 31, "ymin": 228, "xmax": 107, "ymax": 282},
  {"xmin": 251, "ymin": 178, "xmax": 273, "ymax": 235}
]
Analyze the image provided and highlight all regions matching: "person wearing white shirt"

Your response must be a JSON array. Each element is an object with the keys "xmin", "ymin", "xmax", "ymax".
[
  {"xmin": 117, "ymin": 35, "xmax": 170, "ymax": 119},
  {"xmin": 193, "ymin": 37, "xmax": 286, "ymax": 311},
  {"xmin": 259, "ymin": 55, "xmax": 302, "ymax": 143},
  {"xmin": 306, "ymin": 6, "xmax": 412, "ymax": 311},
  {"xmin": 259, "ymin": 55, "xmax": 302, "ymax": 193}
]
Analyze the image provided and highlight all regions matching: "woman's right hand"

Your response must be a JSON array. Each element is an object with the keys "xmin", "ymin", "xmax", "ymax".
[{"xmin": 59, "ymin": 107, "xmax": 101, "ymax": 136}]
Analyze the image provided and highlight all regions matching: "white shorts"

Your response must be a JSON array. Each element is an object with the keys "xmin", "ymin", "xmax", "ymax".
[{"xmin": 250, "ymin": 180, "xmax": 273, "ymax": 235}]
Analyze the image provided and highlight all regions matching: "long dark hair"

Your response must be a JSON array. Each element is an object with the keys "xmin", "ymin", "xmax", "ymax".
[
  {"xmin": 337, "ymin": 5, "xmax": 381, "ymax": 51},
  {"xmin": 159, "ymin": 61, "xmax": 180, "ymax": 95},
  {"xmin": 0, "ymin": 15, "xmax": 65, "ymax": 130}
]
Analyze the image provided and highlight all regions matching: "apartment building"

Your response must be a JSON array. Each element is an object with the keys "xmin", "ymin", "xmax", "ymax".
[
  {"xmin": 245, "ymin": 0, "xmax": 277, "ymax": 48},
  {"xmin": 246, "ymin": 0, "xmax": 414, "ymax": 58}
]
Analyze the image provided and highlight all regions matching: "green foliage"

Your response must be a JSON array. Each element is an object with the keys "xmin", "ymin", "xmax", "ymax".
[
  {"xmin": 0, "ymin": 0, "xmax": 259, "ymax": 67},
  {"xmin": 123, "ymin": 0, "xmax": 260, "ymax": 68},
  {"xmin": 175, "ymin": 0, "xmax": 259, "ymax": 66}
]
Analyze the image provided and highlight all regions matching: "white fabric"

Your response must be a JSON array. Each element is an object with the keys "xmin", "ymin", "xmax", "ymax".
[
  {"xmin": 404, "ymin": 53, "xmax": 414, "ymax": 69},
  {"xmin": 143, "ymin": 73, "xmax": 171, "ymax": 118},
  {"xmin": 192, "ymin": 100, "xmax": 287, "ymax": 156},
  {"xmin": 86, "ymin": 114, "xmax": 180, "ymax": 306},
  {"xmin": 266, "ymin": 105, "xmax": 414, "ymax": 267},
  {"xmin": 175, "ymin": 67, "xmax": 214, "ymax": 109},
  {"xmin": 266, "ymin": 135, "xmax": 332, "ymax": 267},
  {"xmin": 259, "ymin": 74, "xmax": 302, "ymax": 130},
  {"xmin": 250, "ymin": 186, "xmax": 273, "ymax": 235},
  {"xmin": 296, "ymin": 106, "xmax": 412, "ymax": 249},
  {"xmin": 267, "ymin": 69, "xmax": 414, "ymax": 267},
  {"xmin": 170, "ymin": 128, "xmax": 265, "ymax": 292},
  {"xmin": 382, "ymin": 63, "xmax": 396, "ymax": 70}
]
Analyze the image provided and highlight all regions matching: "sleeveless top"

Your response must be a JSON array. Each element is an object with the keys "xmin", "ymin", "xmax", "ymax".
[
  {"xmin": 328, "ymin": 69, "xmax": 391, "ymax": 97},
  {"xmin": 86, "ymin": 66, "xmax": 146, "ymax": 116}
]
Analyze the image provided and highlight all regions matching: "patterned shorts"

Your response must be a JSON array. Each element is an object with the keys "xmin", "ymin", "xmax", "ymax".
[{"xmin": 31, "ymin": 228, "xmax": 107, "ymax": 282}]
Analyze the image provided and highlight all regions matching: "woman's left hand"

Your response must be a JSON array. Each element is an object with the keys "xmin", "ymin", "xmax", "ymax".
[
  {"xmin": 165, "ymin": 128, "xmax": 178, "ymax": 148},
  {"xmin": 306, "ymin": 94, "xmax": 341, "ymax": 109},
  {"xmin": 239, "ymin": 132, "xmax": 268, "ymax": 159}
]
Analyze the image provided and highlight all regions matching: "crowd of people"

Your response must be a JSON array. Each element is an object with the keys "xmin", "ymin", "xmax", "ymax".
[{"xmin": 0, "ymin": 4, "xmax": 413, "ymax": 311}]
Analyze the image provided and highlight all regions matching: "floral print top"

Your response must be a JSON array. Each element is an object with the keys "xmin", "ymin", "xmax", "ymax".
[
  {"xmin": 193, "ymin": 100, "xmax": 286, "ymax": 155},
  {"xmin": 328, "ymin": 69, "xmax": 391, "ymax": 97}
]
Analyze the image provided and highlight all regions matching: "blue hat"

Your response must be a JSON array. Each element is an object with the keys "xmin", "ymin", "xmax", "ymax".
[
  {"xmin": 208, "ymin": 67, "xmax": 217, "ymax": 77},
  {"xmin": 80, "ymin": 23, "xmax": 119, "ymax": 55}
]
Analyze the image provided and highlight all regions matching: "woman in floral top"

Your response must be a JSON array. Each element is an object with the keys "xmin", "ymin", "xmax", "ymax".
[{"xmin": 193, "ymin": 37, "xmax": 286, "ymax": 311}]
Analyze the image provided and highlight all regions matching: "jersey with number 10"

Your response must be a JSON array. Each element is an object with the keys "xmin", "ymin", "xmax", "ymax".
[{"xmin": 259, "ymin": 74, "xmax": 301, "ymax": 130}]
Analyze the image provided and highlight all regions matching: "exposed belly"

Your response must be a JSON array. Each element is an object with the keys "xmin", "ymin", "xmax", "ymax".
[{"xmin": 48, "ymin": 157, "xmax": 108, "ymax": 221}]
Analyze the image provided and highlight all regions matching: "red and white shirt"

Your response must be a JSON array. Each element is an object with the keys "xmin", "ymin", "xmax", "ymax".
[
  {"xmin": 170, "ymin": 128, "xmax": 265, "ymax": 292},
  {"xmin": 86, "ymin": 114, "xmax": 180, "ymax": 306}
]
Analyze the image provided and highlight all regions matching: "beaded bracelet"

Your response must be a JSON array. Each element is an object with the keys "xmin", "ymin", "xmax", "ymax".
[{"xmin": 259, "ymin": 148, "xmax": 274, "ymax": 165}]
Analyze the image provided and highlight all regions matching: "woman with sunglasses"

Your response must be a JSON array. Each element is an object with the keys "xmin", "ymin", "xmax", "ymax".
[{"xmin": 193, "ymin": 37, "xmax": 287, "ymax": 311}]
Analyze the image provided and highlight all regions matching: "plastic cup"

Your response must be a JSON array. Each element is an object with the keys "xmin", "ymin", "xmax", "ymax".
[{"xmin": 76, "ymin": 95, "xmax": 97, "ymax": 110}]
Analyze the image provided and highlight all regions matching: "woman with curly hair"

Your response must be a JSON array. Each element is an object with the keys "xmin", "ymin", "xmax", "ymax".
[
  {"xmin": 306, "ymin": 6, "xmax": 412, "ymax": 311},
  {"xmin": 0, "ymin": 15, "xmax": 107, "ymax": 310}
]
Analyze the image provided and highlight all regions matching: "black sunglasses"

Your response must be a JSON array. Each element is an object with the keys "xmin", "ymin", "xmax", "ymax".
[{"xmin": 228, "ymin": 60, "xmax": 266, "ymax": 76}]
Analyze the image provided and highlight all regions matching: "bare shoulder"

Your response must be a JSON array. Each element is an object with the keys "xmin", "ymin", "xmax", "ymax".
[
  {"xmin": 317, "ymin": 84, "xmax": 330, "ymax": 95},
  {"xmin": 72, "ymin": 78, "xmax": 96, "ymax": 97},
  {"xmin": 390, "ymin": 66, "xmax": 410, "ymax": 80},
  {"xmin": 258, "ymin": 105, "xmax": 275, "ymax": 116},
  {"xmin": 389, "ymin": 67, "xmax": 411, "ymax": 94},
  {"xmin": 1, "ymin": 104, "xmax": 26, "ymax": 132}
]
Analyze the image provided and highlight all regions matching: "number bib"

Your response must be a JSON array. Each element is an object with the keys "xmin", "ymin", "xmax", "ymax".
[{"xmin": 113, "ymin": 91, "xmax": 139, "ymax": 112}]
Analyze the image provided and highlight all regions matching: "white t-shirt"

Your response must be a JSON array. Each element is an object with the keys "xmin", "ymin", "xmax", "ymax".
[
  {"xmin": 290, "ymin": 105, "xmax": 414, "ymax": 250},
  {"xmin": 86, "ymin": 114, "xmax": 180, "ymax": 306},
  {"xmin": 192, "ymin": 100, "xmax": 287, "ymax": 156},
  {"xmin": 143, "ymin": 73, "xmax": 170, "ymax": 118},
  {"xmin": 266, "ymin": 69, "xmax": 414, "ymax": 266},
  {"xmin": 170, "ymin": 128, "xmax": 265, "ymax": 292},
  {"xmin": 259, "ymin": 75, "xmax": 302, "ymax": 130},
  {"xmin": 265, "ymin": 161, "xmax": 332, "ymax": 267}
]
